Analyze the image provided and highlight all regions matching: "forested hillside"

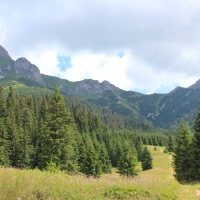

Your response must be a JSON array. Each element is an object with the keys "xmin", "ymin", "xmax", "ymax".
[
  {"xmin": 0, "ymin": 86, "xmax": 169, "ymax": 177},
  {"xmin": 81, "ymin": 87, "xmax": 200, "ymax": 129}
]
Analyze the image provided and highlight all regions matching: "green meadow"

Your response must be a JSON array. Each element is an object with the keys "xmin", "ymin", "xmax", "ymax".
[{"xmin": 0, "ymin": 146, "xmax": 199, "ymax": 200}]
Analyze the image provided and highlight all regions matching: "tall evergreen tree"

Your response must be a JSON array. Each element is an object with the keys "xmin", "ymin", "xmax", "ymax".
[
  {"xmin": 6, "ymin": 86, "xmax": 21, "ymax": 167},
  {"xmin": 37, "ymin": 88, "xmax": 78, "ymax": 173},
  {"xmin": 141, "ymin": 146, "xmax": 153, "ymax": 171},
  {"xmin": 0, "ymin": 86, "xmax": 10, "ymax": 166},
  {"xmin": 79, "ymin": 135, "xmax": 102, "ymax": 178},
  {"xmin": 189, "ymin": 110, "xmax": 200, "ymax": 181},
  {"xmin": 0, "ymin": 118, "xmax": 10, "ymax": 166},
  {"xmin": 0, "ymin": 86, "xmax": 6, "ymax": 119},
  {"xmin": 167, "ymin": 134, "xmax": 174, "ymax": 152},
  {"xmin": 98, "ymin": 143, "xmax": 112, "ymax": 174},
  {"xmin": 117, "ymin": 144, "xmax": 138, "ymax": 177},
  {"xmin": 134, "ymin": 137, "xmax": 144, "ymax": 162},
  {"xmin": 172, "ymin": 121, "xmax": 193, "ymax": 182},
  {"xmin": 19, "ymin": 108, "xmax": 34, "ymax": 168}
]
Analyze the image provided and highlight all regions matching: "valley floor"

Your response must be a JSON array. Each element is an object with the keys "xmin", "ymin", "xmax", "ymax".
[{"xmin": 0, "ymin": 146, "xmax": 199, "ymax": 199}]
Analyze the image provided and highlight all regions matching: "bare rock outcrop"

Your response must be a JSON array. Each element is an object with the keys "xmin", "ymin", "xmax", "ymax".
[{"xmin": 13, "ymin": 58, "xmax": 44, "ymax": 84}]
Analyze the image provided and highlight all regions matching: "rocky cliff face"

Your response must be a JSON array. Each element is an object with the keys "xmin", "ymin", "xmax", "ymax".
[
  {"xmin": 59, "ymin": 79, "xmax": 121, "ymax": 95},
  {"xmin": 13, "ymin": 58, "xmax": 44, "ymax": 84},
  {"xmin": 0, "ymin": 45, "xmax": 44, "ymax": 85},
  {"xmin": 0, "ymin": 57, "xmax": 44, "ymax": 85},
  {"xmin": 0, "ymin": 45, "xmax": 121, "ymax": 94},
  {"xmin": 0, "ymin": 45, "xmax": 12, "ymax": 60}
]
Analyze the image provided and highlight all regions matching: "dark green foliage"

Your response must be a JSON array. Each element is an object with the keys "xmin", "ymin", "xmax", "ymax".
[
  {"xmin": 134, "ymin": 137, "xmax": 144, "ymax": 162},
  {"xmin": 172, "ymin": 121, "xmax": 193, "ymax": 182},
  {"xmin": 0, "ymin": 85, "xmax": 168, "ymax": 176},
  {"xmin": 189, "ymin": 110, "xmax": 200, "ymax": 181},
  {"xmin": 0, "ymin": 118, "xmax": 10, "ymax": 166},
  {"xmin": 19, "ymin": 107, "xmax": 34, "ymax": 168},
  {"xmin": 167, "ymin": 134, "xmax": 174, "ymax": 152},
  {"xmin": 99, "ymin": 143, "xmax": 112, "ymax": 174},
  {"xmin": 163, "ymin": 147, "xmax": 168, "ymax": 153},
  {"xmin": 79, "ymin": 135, "xmax": 102, "ymax": 178},
  {"xmin": 141, "ymin": 146, "xmax": 153, "ymax": 171},
  {"xmin": 0, "ymin": 86, "xmax": 10, "ymax": 166},
  {"xmin": 117, "ymin": 144, "xmax": 138, "ymax": 177},
  {"xmin": 37, "ymin": 88, "xmax": 78, "ymax": 172}
]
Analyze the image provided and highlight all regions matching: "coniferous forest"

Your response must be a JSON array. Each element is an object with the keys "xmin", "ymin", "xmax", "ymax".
[
  {"xmin": 2, "ymin": 84, "xmax": 200, "ymax": 199},
  {"xmin": 2, "ymin": 84, "xmax": 200, "ymax": 183},
  {"xmin": 0, "ymin": 85, "xmax": 169, "ymax": 177}
]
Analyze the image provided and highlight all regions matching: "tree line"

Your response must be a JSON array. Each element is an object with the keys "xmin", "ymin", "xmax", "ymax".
[{"xmin": 0, "ymin": 86, "xmax": 168, "ymax": 177}]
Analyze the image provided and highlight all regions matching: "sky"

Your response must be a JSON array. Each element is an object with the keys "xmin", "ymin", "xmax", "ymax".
[{"xmin": 0, "ymin": 0, "xmax": 200, "ymax": 94}]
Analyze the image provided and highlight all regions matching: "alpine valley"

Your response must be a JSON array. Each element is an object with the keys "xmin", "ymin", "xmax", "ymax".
[{"xmin": 0, "ymin": 45, "xmax": 200, "ymax": 130}]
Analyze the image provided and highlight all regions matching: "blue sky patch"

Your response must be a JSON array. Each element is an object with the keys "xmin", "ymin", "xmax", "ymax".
[
  {"xmin": 118, "ymin": 51, "xmax": 125, "ymax": 58},
  {"xmin": 135, "ymin": 84, "xmax": 178, "ymax": 95},
  {"xmin": 57, "ymin": 55, "xmax": 72, "ymax": 72}
]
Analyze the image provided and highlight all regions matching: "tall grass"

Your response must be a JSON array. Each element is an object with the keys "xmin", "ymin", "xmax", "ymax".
[{"xmin": 0, "ymin": 146, "xmax": 198, "ymax": 199}]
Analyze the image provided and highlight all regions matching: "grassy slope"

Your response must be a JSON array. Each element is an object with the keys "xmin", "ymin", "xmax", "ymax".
[
  {"xmin": 0, "ymin": 146, "xmax": 199, "ymax": 199},
  {"xmin": 42, "ymin": 74, "xmax": 78, "ymax": 89}
]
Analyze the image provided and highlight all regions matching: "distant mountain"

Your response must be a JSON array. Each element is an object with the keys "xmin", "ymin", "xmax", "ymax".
[
  {"xmin": 0, "ymin": 45, "xmax": 200, "ymax": 129},
  {"xmin": 0, "ymin": 45, "xmax": 120, "ymax": 95},
  {"xmin": 42, "ymin": 74, "xmax": 121, "ymax": 95}
]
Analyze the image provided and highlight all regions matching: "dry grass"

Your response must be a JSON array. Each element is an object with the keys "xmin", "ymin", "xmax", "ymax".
[{"xmin": 0, "ymin": 146, "xmax": 199, "ymax": 199}]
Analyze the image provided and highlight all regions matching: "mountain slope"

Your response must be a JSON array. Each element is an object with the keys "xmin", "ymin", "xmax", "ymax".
[
  {"xmin": 79, "ymin": 87, "xmax": 200, "ymax": 129},
  {"xmin": 42, "ymin": 74, "xmax": 121, "ymax": 95},
  {"xmin": 0, "ymin": 45, "xmax": 199, "ymax": 129}
]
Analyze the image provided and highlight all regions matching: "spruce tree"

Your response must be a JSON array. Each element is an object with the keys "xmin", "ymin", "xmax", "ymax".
[
  {"xmin": 79, "ymin": 135, "xmax": 102, "ymax": 178},
  {"xmin": 19, "ymin": 108, "xmax": 34, "ymax": 168},
  {"xmin": 0, "ymin": 86, "xmax": 10, "ymax": 166},
  {"xmin": 0, "ymin": 86, "xmax": 6, "ymax": 119},
  {"xmin": 172, "ymin": 121, "xmax": 193, "ymax": 182},
  {"xmin": 6, "ymin": 86, "xmax": 22, "ymax": 167},
  {"xmin": 134, "ymin": 137, "xmax": 143, "ymax": 162},
  {"xmin": 167, "ymin": 134, "xmax": 174, "ymax": 152},
  {"xmin": 37, "ymin": 88, "xmax": 78, "ymax": 173},
  {"xmin": 99, "ymin": 143, "xmax": 112, "ymax": 174},
  {"xmin": 117, "ymin": 144, "xmax": 138, "ymax": 177},
  {"xmin": 141, "ymin": 146, "xmax": 153, "ymax": 171},
  {"xmin": 189, "ymin": 110, "xmax": 200, "ymax": 181},
  {"xmin": 0, "ymin": 118, "xmax": 10, "ymax": 166}
]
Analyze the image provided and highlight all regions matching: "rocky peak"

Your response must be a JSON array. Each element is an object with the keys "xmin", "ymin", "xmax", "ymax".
[
  {"xmin": 13, "ymin": 58, "xmax": 44, "ymax": 84},
  {"xmin": 59, "ymin": 79, "xmax": 121, "ymax": 95},
  {"xmin": 76, "ymin": 79, "xmax": 120, "ymax": 94},
  {"xmin": 0, "ymin": 45, "xmax": 12, "ymax": 60},
  {"xmin": 101, "ymin": 80, "xmax": 119, "ymax": 91},
  {"xmin": 0, "ymin": 45, "xmax": 45, "ymax": 85}
]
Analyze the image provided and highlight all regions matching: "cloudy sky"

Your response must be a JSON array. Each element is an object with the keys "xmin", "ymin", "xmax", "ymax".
[{"xmin": 0, "ymin": 0, "xmax": 200, "ymax": 94}]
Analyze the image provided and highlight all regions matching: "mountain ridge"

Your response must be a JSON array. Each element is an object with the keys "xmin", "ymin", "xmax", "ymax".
[
  {"xmin": 0, "ymin": 45, "xmax": 121, "ymax": 95},
  {"xmin": 0, "ymin": 45, "xmax": 200, "ymax": 129}
]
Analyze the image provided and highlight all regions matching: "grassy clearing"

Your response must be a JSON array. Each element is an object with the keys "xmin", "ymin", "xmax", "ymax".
[{"xmin": 0, "ymin": 146, "xmax": 199, "ymax": 199}]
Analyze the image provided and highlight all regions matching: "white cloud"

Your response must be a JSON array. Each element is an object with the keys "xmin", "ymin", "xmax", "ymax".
[
  {"xmin": 23, "ymin": 47, "xmax": 61, "ymax": 77},
  {"xmin": 61, "ymin": 51, "xmax": 132, "ymax": 90},
  {"xmin": 1, "ymin": 0, "xmax": 200, "ymax": 93},
  {"xmin": 180, "ymin": 76, "xmax": 198, "ymax": 88}
]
